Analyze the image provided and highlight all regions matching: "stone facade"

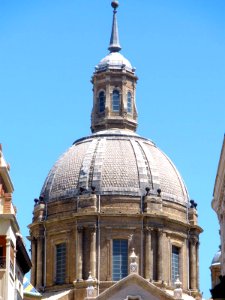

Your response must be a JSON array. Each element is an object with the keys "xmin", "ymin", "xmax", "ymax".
[
  {"xmin": 210, "ymin": 249, "xmax": 221, "ymax": 289},
  {"xmin": 211, "ymin": 136, "xmax": 225, "ymax": 298},
  {"xmin": 91, "ymin": 58, "xmax": 138, "ymax": 133},
  {"xmin": 29, "ymin": 192, "xmax": 202, "ymax": 300}
]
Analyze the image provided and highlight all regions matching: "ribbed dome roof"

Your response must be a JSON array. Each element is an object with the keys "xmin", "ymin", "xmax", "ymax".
[
  {"xmin": 95, "ymin": 52, "xmax": 133, "ymax": 73},
  {"xmin": 41, "ymin": 130, "xmax": 189, "ymax": 205},
  {"xmin": 211, "ymin": 250, "xmax": 221, "ymax": 266}
]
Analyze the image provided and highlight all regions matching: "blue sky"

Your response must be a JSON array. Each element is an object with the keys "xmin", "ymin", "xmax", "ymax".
[{"xmin": 1, "ymin": 1, "xmax": 225, "ymax": 298}]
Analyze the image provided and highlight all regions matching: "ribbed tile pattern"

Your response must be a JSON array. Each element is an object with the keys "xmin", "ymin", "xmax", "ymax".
[
  {"xmin": 41, "ymin": 130, "xmax": 189, "ymax": 205},
  {"xmin": 41, "ymin": 141, "xmax": 90, "ymax": 200},
  {"xmin": 101, "ymin": 139, "xmax": 139, "ymax": 189},
  {"xmin": 148, "ymin": 144, "xmax": 187, "ymax": 203}
]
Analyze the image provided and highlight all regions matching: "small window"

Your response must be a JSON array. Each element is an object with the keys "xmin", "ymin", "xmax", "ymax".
[
  {"xmin": 127, "ymin": 92, "xmax": 132, "ymax": 113},
  {"xmin": 113, "ymin": 239, "xmax": 128, "ymax": 280},
  {"xmin": 0, "ymin": 246, "xmax": 6, "ymax": 269},
  {"xmin": 172, "ymin": 246, "xmax": 180, "ymax": 284},
  {"xmin": 10, "ymin": 243, "xmax": 14, "ymax": 275},
  {"xmin": 0, "ymin": 246, "xmax": 3, "ymax": 257},
  {"xmin": 112, "ymin": 90, "xmax": 120, "ymax": 112},
  {"xmin": 99, "ymin": 91, "xmax": 105, "ymax": 113},
  {"xmin": 56, "ymin": 243, "xmax": 66, "ymax": 284}
]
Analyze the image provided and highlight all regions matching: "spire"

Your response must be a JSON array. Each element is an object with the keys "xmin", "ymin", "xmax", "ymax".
[
  {"xmin": 108, "ymin": 1, "xmax": 121, "ymax": 53},
  {"xmin": 91, "ymin": 0, "xmax": 138, "ymax": 133}
]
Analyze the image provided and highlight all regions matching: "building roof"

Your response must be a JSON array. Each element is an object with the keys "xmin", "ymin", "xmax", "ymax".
[
  {"xmin": 96, "ymin": 52, "xmax": 133, "ymax": 73},
  {"xmin": 16, "ymin": 234, "xmax": 32, "ymax": 274},
  {"xmin": 94, "ymin": 273, "xmax": 196, "ymax": 300},
  {"xmin": 211, "ymin": 249, "xmax": 221, "ymax": 266},
  {"xmin": 41, "ymin": 129, "xmax": 189, "ymax": 205},
  {"xmin": 23, "ymin": 277, "xmax": 42, "ymax": 297},
  {"xmin": 41, "ymin": 290, "xmax": 72, "ymax": 300},
  {"xmin": 95, "ymin": 1, "xmax": 134, "ymax": 73},
  {"xmin": 0, "ymin": 144, "xmax": 14, "ymax": 193},
  {"xmin": 40, "ymin": 3, "xmax": 189, "ymax": 208}
]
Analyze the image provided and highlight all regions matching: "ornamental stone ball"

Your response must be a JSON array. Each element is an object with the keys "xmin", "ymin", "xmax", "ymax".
[{"xmin": 111, "ymin": 1, "xmax": 119, "ymax": 10}]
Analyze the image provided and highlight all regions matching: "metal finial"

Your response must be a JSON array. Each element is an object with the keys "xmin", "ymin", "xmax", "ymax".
[
  {"xmin": 108, "ymin": 0, "xmax": 121, "ymax": 52},
  {"xmin": 111, "ymin": 1, "xmax": 119, "ymax": 10}
]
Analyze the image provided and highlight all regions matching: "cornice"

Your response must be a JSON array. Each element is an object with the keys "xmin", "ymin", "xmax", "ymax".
[{"xmin": 0, "ymin": 166, "xmax": 14, "ymax": 193}]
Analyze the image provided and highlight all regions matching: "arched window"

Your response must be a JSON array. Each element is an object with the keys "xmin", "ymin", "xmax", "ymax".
[
  {"xmin": 127, "ymin": 91, "xmax": 132, "ymax": 113},
  {"xmin": 99, "ymin": 91, "xmax": 105, "ymax": 113},
  {"xmin": 55, "ymin": 243, "xmax": 66, "ymax": 284},
  {"xmin": 112, "ymin": 90, "xmax": 120, "ymax": 112}
]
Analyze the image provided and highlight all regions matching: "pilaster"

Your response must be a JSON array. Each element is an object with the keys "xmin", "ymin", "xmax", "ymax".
[
  {"xmin": 157, "ymin": 229, "xmax": 164, "ymax": 282},
  {"xmin": 5, "ymin": 236, "xmax": 10, "ymax": 300},
  {"xmin": 36, "ymin": 236, "xmax": 43, "ymax": 289},
  {"xmin": 144, "ymin": 227, "xmax": 152, "ymax": 280},
  {"xmin": 77, "ymin": 226, "xmax": 83, "ymax": 281},
  {"xmin": 196, "ymin": 241, "xmax": 200, "ymax": 290},
  {"xmin": 31, "ymin": 237, "xmax": 37, "ymax": 286},
  {"xmin": 90, "ymin": 226, "xmax": 96, "ymax": 279},
  {"xmin": 189, "ymin": 236, "xmax": 197, "ymax": 290}
]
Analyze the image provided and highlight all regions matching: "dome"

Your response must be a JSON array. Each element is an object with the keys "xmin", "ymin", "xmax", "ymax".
[
  {"xmin": 30, "ymin": 3, "xmax": 202, "ymax": 297},
  {"xmin": 41, "ymin": 129, "xmax": 189, "ymax": 205},
  {"xmin": 211, "ymin": 249, "xmax": 221, "ymax": 266},
  {"xmin": 95, "ymin": 52, "xmax": 134, "ymax": 72}
]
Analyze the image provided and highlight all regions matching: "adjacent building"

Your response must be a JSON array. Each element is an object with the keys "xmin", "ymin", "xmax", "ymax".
[
  {"xmin": 23, "ymin": 277, "xmax": 42, "ymax": 300},
  {"xmin": 28, "ymin": 1, "xmax": 203, "ymax": 300},
  {"xmin": 211, "ymin": 136, "xmax": 225, "ymax": 298},
  {"xmin": 210, "ymin": 248, "xmax": 221, "ymax": 291},
  {"xmin": 0, "ymin": 144, "xmax": 31, "ymax": 300}
]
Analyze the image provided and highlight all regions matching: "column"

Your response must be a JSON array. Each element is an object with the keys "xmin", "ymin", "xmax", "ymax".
[
  {"xmin": 36, "ymin": 236, "xmax": 43, "ymax": 288},
  {"xmin": 5, "ymin": 237, "xmax": 10, "ymax": 300},
  {"xmin": 77, "ymin": 226, "xmax": 83, "ymax": 281},
  {"xmin": 144, "ymin": 227, "xmax": 152, "ymax": 280},
  {"xmin": 31, "ymin": 237, "xmax": 37, "ymax": 286},
  {"xmin": 157, "ymin": 229, "xmax": 163, "ymax": 282},
  {"xmin": 189, "ymin": 237, "xmax": 197, "ymax": 290},
  {"xmin": 106, "ymin": 239, "xmax": 111, "ymax": 280},
  {"xmin": 133, "ymin": 82, "xmax": 137, "ymax": 119},
  {"xmin": 105, "ymin": 78, "xmax": 110, "ymax": 116},
  {"xmin": 122, "ymin": 79, "xmax": 127, "ymax": 114},
  {"xmin": 196, "ymin": 241, "xmax": 199, "ymax": 290},
  {"xmin": 90, "ymin": 226, "xmax": 96, "ymax": 279}
]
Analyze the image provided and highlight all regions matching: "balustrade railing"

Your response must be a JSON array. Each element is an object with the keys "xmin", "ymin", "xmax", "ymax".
[
  {"xmin": 10, "ymin": 260, "xmax": 14, "ymax": 275},
  {"xmin": 16, "ymin": 291, "xmax": 23, "ymax": 300}
]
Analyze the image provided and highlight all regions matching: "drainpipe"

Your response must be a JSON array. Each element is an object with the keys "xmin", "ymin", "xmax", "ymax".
[
  {"xmin": 140, "ymin": 195, "xmax": 144, "ymax": 277},
  {"xmin": 75, "ymin": 219, "xmax": 78, "ymax": 280},
  {"xmin": 43, "ymin": 223, "xmax": 46, "ymax": 290},
  {"xmin": 43, "ymin": 199, "xmax": 48, "ymax": 291},
  {"xmin": 187, "ymin": 229, "xmax": 190, "ymax": 291},
  {"xmin": 75, "ymin": 195, "xmax": 79, "ymax": 280},
  {"xmin": 97, "ymin": 194, "xmax": 101, "ymax": 295},
  {"xmin": 186, "ymin": 199, "xmax": 190, "ymax": 290},
  {"xmin": 77, "ymin": 195, "xmax": 79, "ymax": 212}
]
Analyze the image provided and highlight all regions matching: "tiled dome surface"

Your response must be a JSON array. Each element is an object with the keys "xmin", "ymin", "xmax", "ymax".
[
  {"xmin": 41, "ymin": 130, "xmax": 189, "ymax": 205},
  {"xmin": 96, "ymin": 52, "xmax": 133, "ymax": 72},
  {"xmin": 211, "ymin": 250, "xmax": 221, "ymax": 266}
]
